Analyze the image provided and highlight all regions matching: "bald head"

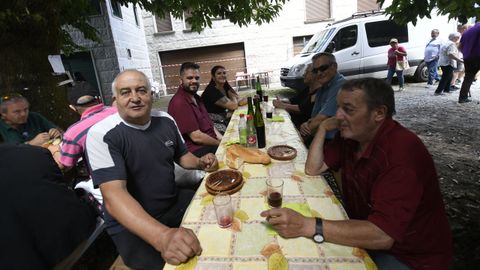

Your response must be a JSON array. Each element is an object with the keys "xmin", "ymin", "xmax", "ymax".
[{"xmin": 112, "ymin": 69, "xmax": 151, "ymax": 97}]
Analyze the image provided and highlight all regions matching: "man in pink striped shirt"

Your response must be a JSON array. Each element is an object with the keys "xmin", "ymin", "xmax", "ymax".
[{"xmin": 49, "ymin": 81, "xmax": 117, "ymax": 169}]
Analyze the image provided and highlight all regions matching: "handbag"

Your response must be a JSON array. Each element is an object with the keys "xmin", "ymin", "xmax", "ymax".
[{"xmin": 396, "ymin": 57, "xmax": 410, "ymax": 71}]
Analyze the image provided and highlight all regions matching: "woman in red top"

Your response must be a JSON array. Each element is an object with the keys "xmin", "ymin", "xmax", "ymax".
[{"xmin": 386, "ymin": 38, "xmax": 407, "ymax": 91}]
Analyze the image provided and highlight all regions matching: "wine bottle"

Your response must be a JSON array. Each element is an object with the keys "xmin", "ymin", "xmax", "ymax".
[
  {"xmin": 247, "ymin": 96, "xmax": 254, "ymax": 118},
  {"xmin": 254, "ymin": 98, "xmax": 266, "ymax": 148},
  {"xmin": 255, "ymin": 76, "xmax": 262, "ymax": 98}
]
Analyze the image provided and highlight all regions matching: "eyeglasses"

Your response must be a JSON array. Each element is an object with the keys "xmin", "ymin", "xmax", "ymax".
[
  {"xmin": 0, "ymin": 93, "xmax": 23, "ymax": 103},
  {"xmin": 186, "ymin": 76, "xmax": 200, "ymax": 80},
  {"xmin": 312, "ymin": 63, "xmax": 333, "ymax": 74}
]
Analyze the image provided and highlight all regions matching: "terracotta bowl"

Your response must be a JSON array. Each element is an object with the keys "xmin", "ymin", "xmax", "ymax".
[
  {"xmin": 205, "ymin": 169, "xmax": 243, "ymax": 195},
  {"xmin": 267, "ymin": 145, "xmax": 297, "ymax": 161}
]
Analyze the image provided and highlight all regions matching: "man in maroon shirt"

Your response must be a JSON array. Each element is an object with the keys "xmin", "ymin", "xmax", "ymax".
[
  {"xmin": 261, "ymin": 78, "xmax": 453, "ymax": 270},
  {"xmin": 168, "ymin": 62, "xmax": 222, "ymax": 157}
]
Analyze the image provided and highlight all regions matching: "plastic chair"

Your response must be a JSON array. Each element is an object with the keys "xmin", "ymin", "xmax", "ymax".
[
  {"xmin": 235, "ymin": 72, "xmax": 251, "ymax": 91},
  {"xmin": 53, "ymin": 217, "xmax": 105, "ymax": 270}
]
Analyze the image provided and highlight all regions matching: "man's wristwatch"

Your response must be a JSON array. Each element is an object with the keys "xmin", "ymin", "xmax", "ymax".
[{"xmin": 313, "ymin": 218, "xmax": 325, "ymax": 243}]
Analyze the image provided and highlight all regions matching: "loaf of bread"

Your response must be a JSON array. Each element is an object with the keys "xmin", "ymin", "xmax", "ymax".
[{"xmin": 226, "ymin": 144, "xmax": 271, "ymax": 169}]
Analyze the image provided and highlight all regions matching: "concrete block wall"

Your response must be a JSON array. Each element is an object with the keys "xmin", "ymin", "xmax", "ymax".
[
  {"xmin": 107, "ymin": 1, "xmax": 153, "ymax": 81},
  {"xmin": 142, "ymin": 0, "xmax": 361, "ymax": 93},
  {"xmin": 67, "ymin": 1, "xmax": 118, "ymax": 102},
  {"xmin": 68, "ymin": 1, "xmax": 154, "ymax": 102}
]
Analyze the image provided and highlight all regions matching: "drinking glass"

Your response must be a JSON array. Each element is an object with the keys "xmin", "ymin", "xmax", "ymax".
[
  {"xmin": 266, "ymin": 179, "xmax": 284, "ymax": 208},
  {"xmin": 213, "ymin": 193, "xmax": 234, "ymax": 228}
]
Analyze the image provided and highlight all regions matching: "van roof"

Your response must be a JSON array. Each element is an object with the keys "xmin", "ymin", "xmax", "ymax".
[{"xmin": 329, "ymin": 9, "xmax": 386, "ymax": 27}]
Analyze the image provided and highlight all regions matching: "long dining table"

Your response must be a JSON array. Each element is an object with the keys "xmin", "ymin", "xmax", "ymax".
[{"xmin": 164, "ymin": 103, "xmax": 376, "ymax": 270}]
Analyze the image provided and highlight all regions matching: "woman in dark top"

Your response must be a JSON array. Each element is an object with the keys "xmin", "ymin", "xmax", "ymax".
[{"xmin": 201, "ymin": 65, "xmax": 246, "ymax": 134}]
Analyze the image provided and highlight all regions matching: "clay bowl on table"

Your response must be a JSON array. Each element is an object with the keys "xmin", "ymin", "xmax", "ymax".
[
  {"xmin": 205, "ymin": 169, "xmax": 243, "ymax": 195},
  {"xmin": 267, "ymin": 145, "xmax": 297, "ymax": 161}
]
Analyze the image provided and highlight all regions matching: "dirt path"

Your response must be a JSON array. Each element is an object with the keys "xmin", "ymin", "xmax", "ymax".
[{"xmin": 393, "ymin": 81, "xmax": 480, "ymax": 270}]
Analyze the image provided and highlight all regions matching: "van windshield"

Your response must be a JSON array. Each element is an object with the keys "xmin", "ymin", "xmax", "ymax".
[{"xmin": 301, "ymin": 28, "xmax": 336, "ymax": 54}]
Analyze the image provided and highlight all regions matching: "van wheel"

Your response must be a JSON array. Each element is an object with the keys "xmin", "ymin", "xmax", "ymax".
[{"xmin": 414, "ymin": 62, "xmax": 428, "ymax": 82}]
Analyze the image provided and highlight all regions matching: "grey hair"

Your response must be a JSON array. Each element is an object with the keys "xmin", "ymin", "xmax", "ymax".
[
  {"xmin": 312, "ymin": 52, "xmax": 337, "ymax": 64},
  {"xmin": 111, "ymin": 69, "xmax": 151, "ymax": 96},
  {"xmin": 0, "ymin": 96, "xmax": 28, "ymax": 114},
  {"xmin": 448, "ymin": 32, "xmax": 461, "ymax": 41}
]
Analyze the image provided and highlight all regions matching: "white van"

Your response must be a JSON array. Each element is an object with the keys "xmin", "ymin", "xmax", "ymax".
[{"xmin": 280, "ymin": 10, "xmax": 456, "ymax": 90}]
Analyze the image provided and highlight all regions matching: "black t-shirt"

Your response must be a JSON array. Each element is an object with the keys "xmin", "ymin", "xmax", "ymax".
[
  {"xmin": 290, "ymin": 88, "xmax": 315, "ymax": 128},
  {"xmin": 0, "ymin": 144, "xmax": 96, "ymax": 270},
  {"xmin": 202, "ymin": 84, "xmax": 230, "ymax": 114},
  {"xmin": 87, "ymin": 111, "xmax": 188, "ymax": 234}
]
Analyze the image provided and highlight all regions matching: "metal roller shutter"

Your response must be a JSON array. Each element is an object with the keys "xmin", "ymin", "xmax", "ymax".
[{"xmin": 159, "ymin": 43, "xmax": 247, "ymax": 94}]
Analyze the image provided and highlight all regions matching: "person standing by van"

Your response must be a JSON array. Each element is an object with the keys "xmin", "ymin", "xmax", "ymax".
[
  {"xmin": 424, "ymin": 29, "xmax": 442, "ymax": 88},
  {"xmin": 386, "ymin": 38, "xmax": 407, "ymax": 91},
  {"xmin": 434, "ymin": 32, "xmax": 463, "ymax": 96}
]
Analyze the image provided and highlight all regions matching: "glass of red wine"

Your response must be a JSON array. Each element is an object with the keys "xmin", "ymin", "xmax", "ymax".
[
  {"xmin": 266, "ymin": 179, "xmax": 284, "ymax": 208},
  {"xmin": 213, "ymin": 193, "xmax": 234, "ymax": 228}
]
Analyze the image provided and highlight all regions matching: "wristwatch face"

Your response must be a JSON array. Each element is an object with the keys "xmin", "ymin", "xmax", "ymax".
[{"xmin": 313, "ymin": 233, "xmax": 324, "ymax": 243}]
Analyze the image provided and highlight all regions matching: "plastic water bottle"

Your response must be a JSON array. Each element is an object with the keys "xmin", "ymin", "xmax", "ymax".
[
  {"xmin": 238, "ymin": 113, "xmax": 247, "ymax": 146},
  {"xmin": 246, "ymin": 115, "xmax": 257, "ymax": 148}
]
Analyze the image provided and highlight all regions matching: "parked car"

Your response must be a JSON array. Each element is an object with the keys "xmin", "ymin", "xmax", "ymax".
[{"xmin": 280, "ymin": 10, "xmax": 456, "ymax": 90}]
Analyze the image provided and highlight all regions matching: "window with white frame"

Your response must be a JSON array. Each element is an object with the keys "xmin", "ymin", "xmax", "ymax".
[
  {"xmin": 357, "ymin": 0, "xmax": 380, "ymax": 12},
  {"xmin": 183, "ymin": 10, "xmax": 193, "ymax": 30},
  {"xmin": 305, "ymin": 0, "xmax": 330, "ymax": 22},
  {"xmin": 155, "ymin": 12, "xmax": 173, "ymax": 33},
  {"xmin": 293, "ymin": 35, "xmax": 313, "ymax": 55}
]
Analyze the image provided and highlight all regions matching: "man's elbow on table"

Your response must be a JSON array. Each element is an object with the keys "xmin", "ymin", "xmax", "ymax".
[{"xmin": 305, "ymin": 162, "xmax": 328, "ymax": 176}]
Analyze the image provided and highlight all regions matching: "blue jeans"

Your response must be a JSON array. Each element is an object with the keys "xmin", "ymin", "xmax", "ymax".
[
  {"xmin": 368, "ymin": 251, "xmax": 411, "ymax": 270},
  {"xmin": 386, "ymin": 66, "xmax": 404, "ymax": 88},
  {"xmin": 426, "ymin": 59, "xmax": 441, "ymax": 85}
]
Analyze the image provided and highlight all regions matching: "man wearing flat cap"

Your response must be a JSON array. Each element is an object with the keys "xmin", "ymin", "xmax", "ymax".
[{"xmin": 49, "ymin": 78, "xmax": 117, "ymax": 171}]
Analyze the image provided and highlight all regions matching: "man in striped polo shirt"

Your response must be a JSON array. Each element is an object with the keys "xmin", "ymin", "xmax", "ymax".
[{"xmin": 48, "ymin": 79, "xmax": 116, "ymax": 203}]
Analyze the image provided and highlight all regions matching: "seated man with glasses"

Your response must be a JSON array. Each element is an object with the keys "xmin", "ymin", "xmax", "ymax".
[
  {"xmin": 0, "ymin": 94, "xmax": 62, "ymax": 145},
  {"xmin": 299, "ymin": 52, "xmax": 346, "ymax": 145}
]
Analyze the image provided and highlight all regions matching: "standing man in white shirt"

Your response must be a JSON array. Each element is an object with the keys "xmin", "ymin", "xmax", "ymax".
[{"xmin": 424, "ymin": 29, "xmax": 442, "ymax": 88}]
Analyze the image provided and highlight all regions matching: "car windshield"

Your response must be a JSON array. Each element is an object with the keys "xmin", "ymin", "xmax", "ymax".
[{"xmin": 301, "ymin": 27, "xmax": 336, "ymax": 54}]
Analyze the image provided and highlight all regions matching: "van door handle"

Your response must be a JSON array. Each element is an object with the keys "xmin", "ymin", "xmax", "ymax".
[{"xmin": 351, "ymin": 51, "xmax": 359, "ymax": 56}]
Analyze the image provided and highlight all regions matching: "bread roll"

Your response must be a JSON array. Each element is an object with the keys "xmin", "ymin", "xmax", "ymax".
[{"xmin": 226, "ymin": 144, "xmax": 271, "ymax": 169}]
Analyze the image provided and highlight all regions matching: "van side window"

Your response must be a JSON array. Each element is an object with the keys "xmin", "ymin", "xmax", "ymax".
[
  {"xmin": 365, "ymin": 20, "xmax": 408, "ymax": 47},
  {"xmin": 327, "ymin": 25, "xmax": 358, "ymax": 53}
]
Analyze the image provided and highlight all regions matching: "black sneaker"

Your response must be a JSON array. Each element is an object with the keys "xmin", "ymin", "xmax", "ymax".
[{"xmin": 459, "ymin": 98, "xmax": 472, "ymax": 103}]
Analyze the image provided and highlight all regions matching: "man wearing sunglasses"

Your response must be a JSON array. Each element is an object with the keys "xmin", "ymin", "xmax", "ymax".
[
  {"xmin": 168, "ymin": 62, "xmax": 222, "ymax": 157},
  {"xmin": 0, "ymin": 94, "xmax": 62, "ymax": 145},
  {"xmin": 299, "ymin": 53, "xmax": 346, "ymax": 145}
]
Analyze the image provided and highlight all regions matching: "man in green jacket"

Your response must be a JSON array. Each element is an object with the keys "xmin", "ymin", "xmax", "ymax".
[{"xmin": 0, "ymin": 94, "xmax": 61, "ymax": 145}]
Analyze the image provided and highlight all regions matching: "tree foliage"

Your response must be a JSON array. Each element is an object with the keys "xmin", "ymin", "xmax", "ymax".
[
  {"xmin": 116, "ymin": 0, "xmax": 286, "ymax": 32},
  {"xmin": 0, "ymin": 0, "xmax": 287, "ymax": 128},
  {"xmin": 378, "ymin": 0, "xmax": 480, "ymax": 25}
]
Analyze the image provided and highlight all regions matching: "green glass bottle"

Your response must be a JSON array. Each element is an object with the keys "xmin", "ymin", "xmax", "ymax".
[
  {"xmin": 254, "ymin": 98, "xmax": 266, "ymax": 148},
  {"xmin": 247, "ymin": 96, "xmax": 254, "ymax": 118},
  {"xmin": 255, "ymin": 76, "xmax": 263, "ymax": 98}
]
